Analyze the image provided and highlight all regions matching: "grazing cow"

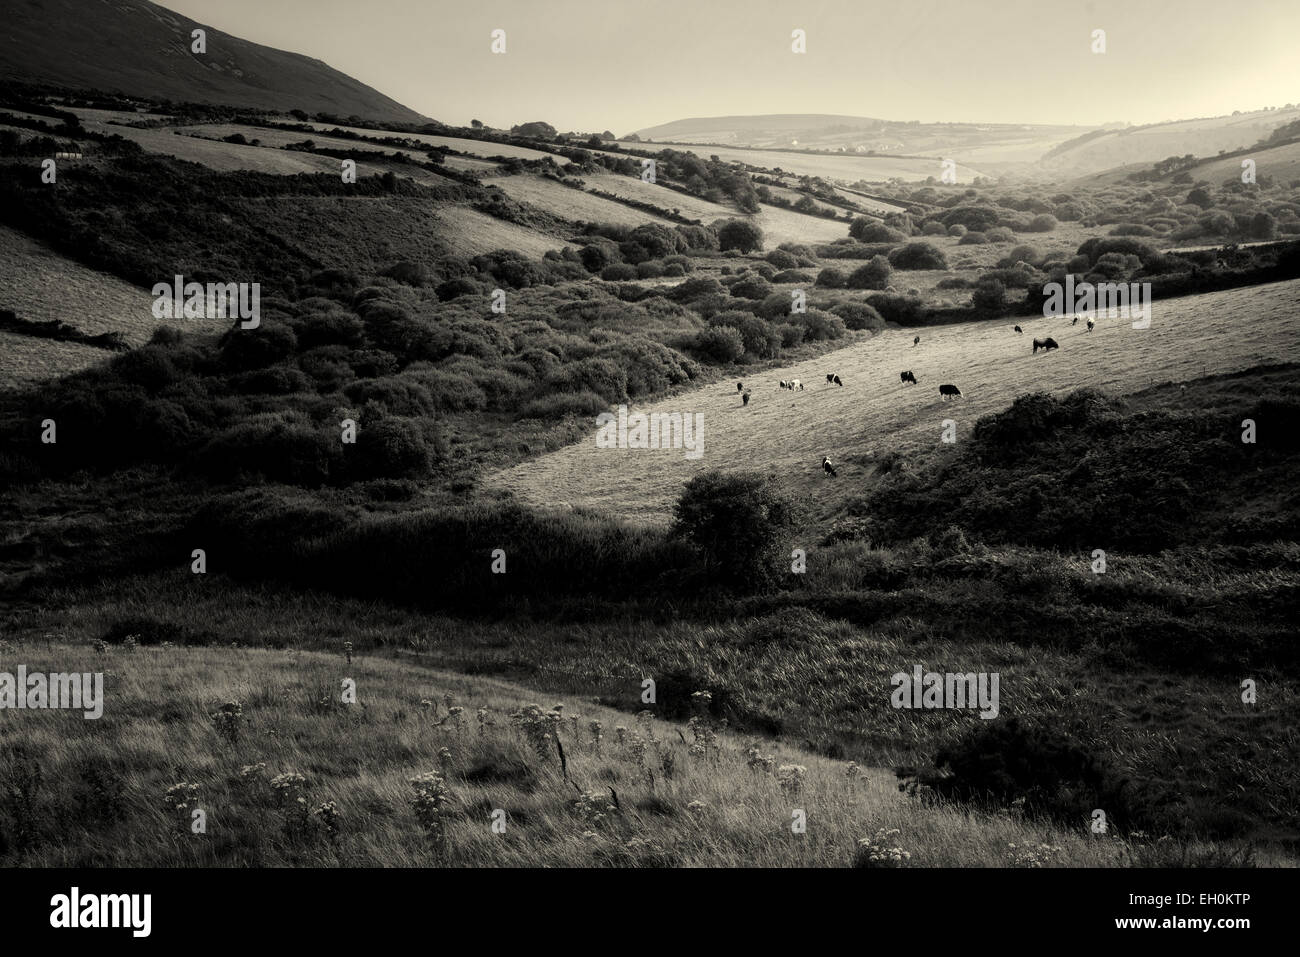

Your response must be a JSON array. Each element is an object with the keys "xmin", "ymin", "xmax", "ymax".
[
  {"xmin": 790, "ymin": 379, "xmax": 803, "ymax": 391},
  {"xmin": 1014, "ymin": 325, "xmax": 1023, "ymax": 334},
  {"xmin": 1086, "ymin": 317, "xmax": 1095, "ymax": 332},
  {"xmin": 832, "ymin": 374, "xmax": 843, "ymax": 387},
  {"xmin": 826, "ymin": 374, "xmax": 835, "ymax": 384},
  {"xmin": 779, "ymin": 380, "xmax": 788, "ymax": 390},
  {"xmin": 1032, "ymin": 337, "xmax": 1059, "ymax": 353},
  {"xmin": 1072, "ymin": 316, "xmax": 1079, "ymax": 326},
  {"xmin": 913, "ymin": 336, "xmax": 921, "ymax": 346},
  {"xmin": 737, "ymin": 382, "xmax": 744, "ymax": 392},
  {"xmin": 742, "ymin": 391, "xmax": 751, "ymax": 406},
  {"xmin": 822, "ymin": 456, "xmax": 837, "ymax": 477},
  {"xmin": 900, "ymin": 370, "xmax": 918, "ymax": 385},
  {"xmin": 939, "ymin": 384, "xmax": 962, "ymax": 400}
]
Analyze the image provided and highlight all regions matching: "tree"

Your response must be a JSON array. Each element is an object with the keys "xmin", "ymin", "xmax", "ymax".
[
  {"xmin": 1187, "ymin": 187, "xmax": 1214, "ymax": 209},
  {"xmin": 673, "ymin": 472, "xmax": 797, "ymax": 590},
  {"xmin": 717, "ymin": 219, "xmax": 764, "ymax": 253},
  {"xmin": 471, "ymin": 119, "xmax": 484, "ymax": 129}
]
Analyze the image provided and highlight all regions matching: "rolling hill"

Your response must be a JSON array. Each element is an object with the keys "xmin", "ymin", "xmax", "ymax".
[
  {"xmin": 485, "ymin": 279, "xmax": 1300, "ymax": 525},
  {"xmin": 632, "ymin": 113, "xmax": 1087, "ymax": 164},
  {"xmin": 1045, "ymin": 108, "xmax": 1300, "ymax": 174},
  {"xmin": 0, "ymin": 0, "xmax": 431, "ymax": 124}
]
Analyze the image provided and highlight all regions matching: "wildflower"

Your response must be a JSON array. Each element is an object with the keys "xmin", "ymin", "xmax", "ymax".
[
  {"xmin": 854, "ymin": 828, "xmax": 912, "ymax": 868},
  {"xmin": 686, "ymin": 800, "xmax": 707, "ymax": 814},
  {"xmin": 409, "ymin": 771, "xmax": 452, "ymax": 843},
  {"xmin": 1008, "ymin": 842, "xmax": 1064, "ymax": 868},
  {"xmin": 589, "ymin": 719, "xmax": 603, "ymax": 755},
  {"xmin": 313, "ymin": 801, "xmax": 341, "ymax": 843},
  {"xmin": 776, "ymin": 764, "xmax": 807, "ymax": 796}
]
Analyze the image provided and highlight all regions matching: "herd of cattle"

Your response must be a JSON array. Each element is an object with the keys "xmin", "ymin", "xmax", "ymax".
[{"xmin": 733, "ymin": 316, "xmax": 1099, "ymax": 476}]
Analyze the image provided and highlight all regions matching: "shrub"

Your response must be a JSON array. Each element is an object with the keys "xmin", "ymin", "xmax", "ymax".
[
  {"xmin": 947, "ymin": 224, "xmax": 968, "ymax": 237},
  {"xmin": 636, "ymin": 260, "xmax": 665, "ymax": 279},
  {"xmin": 816, "ymin": 267, "xmax": 848, "ymax": 288},
  {"xmin": 971, "ymin": 277, "xmax": 1006, "ymax": 312},
  {"xmin": 849, "ymin": 219, "xmax": 906, "ymax": 243},
  {"xmin": 777, "ymin": 324, "xmax": 804, "ymax": 348},
  {"xmin": 717, "ymin": 219, "xmax": 764, "ymax": 253},
  {"xmin": 765, "ymin": 249, "xmax": 798, "ymax": 269},
  {"xmin": 673, "ymin": 471, "xmax": 796, "ymax": 590},
  {"xmin": 600, "ymin": 263, "xmax": 638, "ymax": 281},
  {"xmin": 865, "ymin": 293, "xmax": 926, "ymax": 325},
  {"xmin": 1109, "ymin": 223, "xmax": 1156, "ymax": 237},
  {"xmin": 1026, "ymin": 213, "xmax": 1058, "ymax": 232},
  {"xmin": 690, "ymin": 326, "xmax": 745, "ymax": 363},
  {"xmin": 958, "ymin": 231, "xmax": 987, "ymax": 245},
  {"xmin": 941, "ymin": 206, "xmax": 1000, "ymax": 231},
  {"xmin": 845, "ymin": 256, "xmax": 893, "ymax": 289},
  {"xmin": 830, "ymin": 302, "xmax": 885, "ymax": 331},
  {"xmin": 887, "ymin": 242, "xmax": 948, "ymax": 270},
  {"xmin": 435, "ymin": 278, "xmax": 479, "ymax": 301},
  {"xmin": 708, "ymin": 311, "xmax": 781, "ymax": 359},
  {"xmin": 729, "ymin": 277, "xmax": 773, "ymax": 300},
  {"xmin": 985, "ymin": 226, "xmax": 1014, "ymax": 243},
  {"xmin": 794, "ymin": 309, "xmax": 847, "ymax": 341},
  {"xmin": 921, "ymin": 221, "xmax": 948, "ymax": 236}
]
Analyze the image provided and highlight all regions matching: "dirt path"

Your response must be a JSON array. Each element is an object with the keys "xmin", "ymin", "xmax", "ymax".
[{"xmin": 484, "ymin": 280, "xmax": 1300, "ymax": 525}]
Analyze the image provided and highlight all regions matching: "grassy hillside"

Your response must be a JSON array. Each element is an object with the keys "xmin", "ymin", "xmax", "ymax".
[
  {"xmin": 0, "ymin": 0, "xmax": 429, "ymax": 124},
  {"xmin": 0, "ymin": 639, "xmax": 1277, "ymax": 867},
  {"xmin": 486, "ymin": 279, "xmax": 1300, "ymax": 523}
]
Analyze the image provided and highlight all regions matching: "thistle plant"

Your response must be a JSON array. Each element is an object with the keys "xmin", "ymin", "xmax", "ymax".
[
  {"xmin": 437, "ymin": 747, "xmax": 453, "ymax": 773},
  {"xmin": 845, "ymin": 761, "xmax": 861, "ymax": 793},
  {"xmin": 614, "ymin": 726, "xmax": 627, "ymax": 748},
  {"xmin": 636, "ymin": 709, "xmax": 657, "ymax": 743},
  {"xmin": 122, "ymin": 635, "xmax": 139, "ymax": 652},
  {"xmin": 210, "ymin": 700, "xmax": 243, "ymax": 746},
  {"xmin": 589, "ymin": 720, "xmax": 603, "ymax": 756},
  {"xmin": 92, "ymin": 639, "xmax": 108, "ymax": 655},
  {"xmin": 573, "ymin": 790, "xmax": 617, "ymax": 832},
  {"xmin": 476, "ymin": 708, "xmax": 489, "ymax": 736},
  {"xmin": 343, "ymin": 641, "xmax": 353, "ymax": 667}
]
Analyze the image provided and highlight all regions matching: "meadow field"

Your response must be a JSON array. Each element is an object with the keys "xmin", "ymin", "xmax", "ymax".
[{"xmin": 487, "ymin": 278, "xmax": 1300, "ymax": 523}]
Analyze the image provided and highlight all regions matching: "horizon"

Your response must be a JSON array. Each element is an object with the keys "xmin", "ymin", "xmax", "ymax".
[{"xmin": 161, "ymin": 0, "xmax": 1300, "ymax": 133}]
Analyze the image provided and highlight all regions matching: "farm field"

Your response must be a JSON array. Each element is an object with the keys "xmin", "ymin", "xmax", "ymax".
[
  {"xmin": 616, "ymin": 141, "xmax": 985, "ymax": 183},
  {"xmin": 307, "ymin": 123, "xmax": 573, "ymax": 165},
  {"xmin": 0, "ymin": 330, "xmax": 107, "ymax": 384},
  {"xmin": 78, "ymin": 122, "xmax": 393, "ymax": 175},
  {"xmin": 0, "ymin": 225, "xmax": 209, "ymax": 343},
  {"xmin": 483, "ymin": 174, "xmax": 677, "ymax": 227},
  {"xmin": 486, "ymin": 278, "xmax": 1300, "ymax": 525}
]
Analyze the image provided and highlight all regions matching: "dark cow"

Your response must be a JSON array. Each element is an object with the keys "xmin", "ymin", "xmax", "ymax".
[
  {"xmin": 832, "ymin": 374, "xmax": 843, "ymax": 387},
  {"xmin": 913, "ymin": 336, "xmax": 921, "ymax": 346},
  {"xmin": 737, "ymin": 382, "xmax": 744, "ymax": 392},
  {"xmin": 1072, "ymin": 316, "xmax": 1079, "ymax": 326},
  {"xmin": 742, "ymin": 391, "xmax": 751, "ymax": 406},
  {"xmin": 1032, "ymin": 337, "xmax": 1059, "ymax": 353},
  {"xmin": 822, "ymin": 456, "xmax": 837, "ymax": 476},
  {"xmin": 900, "ymin": 370, "xmax": 918, "ymax": 385},
  {"xmin": 826, "ymin": 373, "xmax": 835, "ymax": 384},
  {"xmin": 1086, "ymin": 317, "xmax": 1095, "ymax": 332},
  {"xmin": 939, "ymin": 384, "xmax": 963, "ymax": 400},
  {"xmin": 1014, "ymin": 326, "xmax": 1023, "ymax": 334}
]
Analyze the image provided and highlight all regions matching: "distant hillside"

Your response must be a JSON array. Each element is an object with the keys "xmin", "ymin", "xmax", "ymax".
[
  {"xmin": 0, "ymin": 0, "xmax": 430, "ymax": 125},
  {"xmin": 631, "ymin": 113, "xmax": 1087, "ymax": 164},
  {"xmin": 1045, "ymin": 108, "xmax": 1300, "ymax": 174}
]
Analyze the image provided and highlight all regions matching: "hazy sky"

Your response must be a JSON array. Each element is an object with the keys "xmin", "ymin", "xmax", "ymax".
[{"xmin": 164, "ymin": 0, "xmax": 1300, "ymax": 132}]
